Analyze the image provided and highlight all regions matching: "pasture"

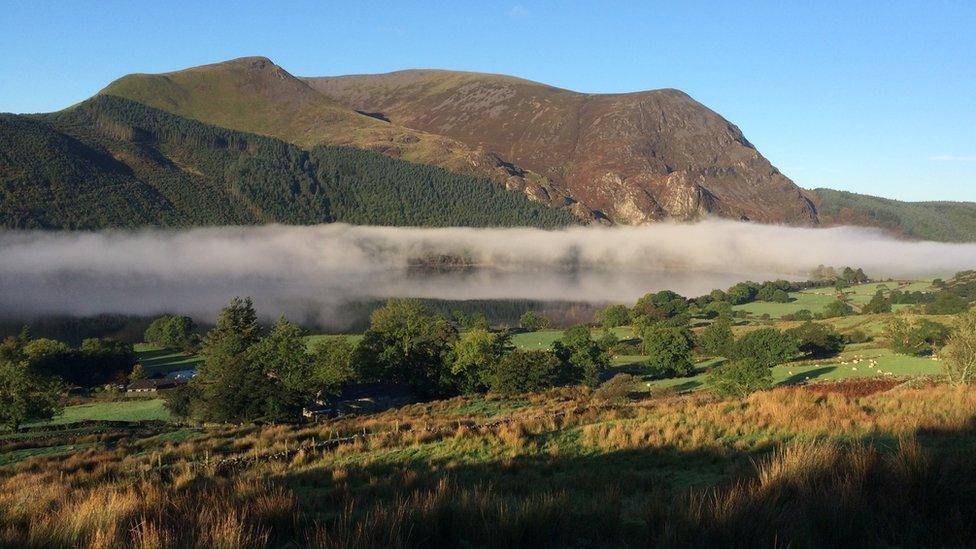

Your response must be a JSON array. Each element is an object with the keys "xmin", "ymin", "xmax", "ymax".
[
  {"xmin": 134, "ymin": 344, "xmax": 201, "ymax": 375},
  {"xmin": 34, "ymin": 398, "xmax": 170, "ymax": 426}
]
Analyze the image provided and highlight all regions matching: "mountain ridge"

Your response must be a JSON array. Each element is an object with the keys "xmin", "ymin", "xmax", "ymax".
[
  {"xmin": 1, "ymin": 56, "xmax": 972, "ymax": 241},
  {"xmin": 100, "ymin": 57, "xmax": 591, "ymax": 220},
  {"xmin": 303, "ymin": 67, "xmax": 819, "ymax": 225},
  {"xmin": 100, "ymin": 56, "xmax": 818, "ymax": 225}
]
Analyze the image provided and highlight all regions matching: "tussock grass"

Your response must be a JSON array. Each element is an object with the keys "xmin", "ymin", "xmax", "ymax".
[{"xmin": 3, "ymin": 382, "xmax": 976, "ymax": 546}]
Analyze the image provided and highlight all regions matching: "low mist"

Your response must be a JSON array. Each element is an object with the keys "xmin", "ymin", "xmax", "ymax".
[{"xmin": 1, "ymin": 220, "xmax": 973, "ymax": 328}]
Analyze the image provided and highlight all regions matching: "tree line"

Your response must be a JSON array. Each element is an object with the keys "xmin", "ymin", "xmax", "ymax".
[
  {"xmin": 165, "ymin": 298, "xmax": 611, "ymax": 423},
  {"xmin": 0, "ymin": 331, "xmax": 137, "ymax": 429}
]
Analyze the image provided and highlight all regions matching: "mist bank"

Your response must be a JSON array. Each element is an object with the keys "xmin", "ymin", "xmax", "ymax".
[{"xmin": 1, "ymin": 221, "xmax": 973, "ymax": 326}]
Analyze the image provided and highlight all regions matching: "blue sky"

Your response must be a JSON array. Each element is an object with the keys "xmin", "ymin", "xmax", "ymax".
[{"xmin": 1, "ymin": 1, "xmax": 973, "ymax": 202}]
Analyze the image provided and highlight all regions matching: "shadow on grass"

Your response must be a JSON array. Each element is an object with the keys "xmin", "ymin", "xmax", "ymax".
[
  {"xmin": 136, "ymin": 348, "xmax": 201, "ymax": 370},
  {"xmin": 780, "ymin": 366, "xmax": 837, "ymax": 385},
  {"xmin": 275, "ymin": 416, "xmax": 976, "ymax": 548}
]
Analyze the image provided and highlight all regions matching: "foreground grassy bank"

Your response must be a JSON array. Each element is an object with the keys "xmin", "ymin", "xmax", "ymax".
[{"xmin": 2, "ymin": 380, "xmax": 975, "ymax": 546}]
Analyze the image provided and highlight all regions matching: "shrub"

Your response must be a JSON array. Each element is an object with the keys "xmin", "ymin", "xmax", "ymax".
[
  {"xmin": 942, "ymin": 309, "xmax": 976, "ymax": 385},
  {"xmin": 598, "ymin": 305, "xmax": 631, "ymax": 330},
  {"xmin": 592, "ymin": 374, "xmax": 635, "ymax": 402},
  {"xmin": 844, "ymin": 329, "xmax": 871, "ymax": 344},
  {"xmin": 730, "ymin": 328, "xmax": 798, "ymax": 367},
  {"xmin": 787, "ymin": 322, "xmax": 845, "ymax": 358},
  {"xmin": 145, "ymin": 315, "xmax": 199, "ymax": 351},
  {"xmin": 448, "ymin": 329, "xmax": 511, "ymax": 394},
  {"xmin": 823, "ymin": 300, "xmax": 855, "ymax": 318},
  {"xmin": 926, "ymin": 292, "xmax": 969, "ymax": 315},
  {"xmin": 310, "ymin": 337, "xmax": 357, "ymax": 394},
  {"xmin": 641, "ymin": 326, "xmax": 695, "ymax": 377},
  {"xmin": 698, "ymin": 317, "xmax": 733, "ymax": 357},
  {"xmin": 490, "ymin": 350, "xmax": 562, "ymax": 395},
  {"xmin": 884, "ymin": 316, "xmax": 950, "ymax": 356},
  {"xmin": 708, "ymin": 358, "xmax": 772, "ymax": 397},
  {"xmin": 862, "ymin": 291, "xmax": 892, "ymax": 314},
  {"xmin": 519, "ymin": 311, "xmax": 550, "ymax": 332},
  {"xmin": 553, "ymin": 326, "xmax": 609, "ymax": 387}
]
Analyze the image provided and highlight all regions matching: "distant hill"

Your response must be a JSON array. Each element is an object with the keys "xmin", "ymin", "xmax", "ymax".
[
  {"xmin": 0, "ymin": 95, "xmax": 577, "ymax": 229},
  {"xmin": 809, "ymin": 188, "xmax": 976, "ymax": 242}
]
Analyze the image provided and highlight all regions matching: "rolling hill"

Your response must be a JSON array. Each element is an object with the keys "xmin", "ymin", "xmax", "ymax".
[
  {"xmin": 0, "ymin": 95, "xmax": 577, "ymax": 229},
  {"xmin": 809, "ymin": 188, "xmax": 976, "ymax": 243}
]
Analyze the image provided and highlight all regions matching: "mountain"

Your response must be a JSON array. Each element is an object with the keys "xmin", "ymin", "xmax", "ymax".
[
  {"xmin": 809, "ymin": 188, "xmax": 976, "ymax": 243},
  {"xmin": 102, "ymin": 57, "xmax": 817, "ymax": 225},
  {"xmin": 2, "ymin": 56, "xmax": 972, "ymax": 240},
  {"xmin": 0, "ymin": 95, "xmax": 577, "ymax": 229},
  {"xmin": 101, "ymin": 57, "xmax": 586, "ymax": 218},
  {"xmin": 303, "ymin": 69, "xmax": 818, "ymax": 225}
]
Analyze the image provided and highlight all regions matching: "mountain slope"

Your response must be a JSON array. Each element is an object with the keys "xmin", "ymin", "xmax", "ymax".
[
  {"xmin": 0, "ymin": 96, "xmax": 578, "ymax": 229},
  {"xmin": 810, "ymin": 188, "xmax": 976, "ymax": 242},
  {"xmin": 101, "ymin": 57, "xmax": 585, "ymax": 218},
  {"xmin": 304, "ymin": 69, "xmax": 818, "ymax": 225}
]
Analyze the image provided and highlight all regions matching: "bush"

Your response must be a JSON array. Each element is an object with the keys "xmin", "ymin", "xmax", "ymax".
[
  {"xmin": 823, "ymin": 300, "xmax": 855, "ymax": 318},
  {"xmin": 490, "ymin": 350, "xmax": 562, "ymax": 395},
  {"xmin": 844, "ymin": 329, "xmax": 871, "ymax": 344},
  {"xmin": 310, "ymin": 337, "xmax": 357, "ymax": 394},
  {"xmin": 942, "ymin": 309, "xmax": 976, "ymax": 385},
  {"xmin": 730, "ymin": 328, "xmax": 798, "ymax": 368},
  {"xmin": 598, "ymin": 305, "xmax": 631, "ymax": 330},
  {"xmin": 641, "ymin": 326, "xmax": 695, "ymax": 378},
  {"xmin": 553, "ymin": 326, "xmax": 609, "ymax": 388},
  {"xmin": 862, "ymin": 291, "xmax": 892, "ymax": 314},
  {"xmin": 698, "ymin": 317, "xmax": 733, "ymax": 357},
  {"xmin": 591, "ymin": 374, "xmax": 635, "ymax": 402},
  {"xmin": 926, "ymin": 292, "xmax": 969, "ymax": 315},
  {"xmin": 708, "ymin": 358, "xmax": 772, "ymax": 397},
  {"xmin": 145, "ymin": 315, "xmax": 199, "ymax": 351},
  {"xmin": 786, "ymin": 322, "xmax": 845, "ymax": 358},
  {"xmin": 884, "ymin": 316, "xmax": 950, "ymax": 356},
  {"xmin": 519, "ymin": 311, "xmax": 550, "ymax": 332},
  {"xmin": 596, "ymin": 331, "xmax": 620, "ymax": 353}
]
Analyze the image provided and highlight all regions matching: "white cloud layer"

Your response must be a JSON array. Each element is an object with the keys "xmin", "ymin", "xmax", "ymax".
[{"xmin": 0, "ymin": 220, "xmax": 972, "ymax": 325}]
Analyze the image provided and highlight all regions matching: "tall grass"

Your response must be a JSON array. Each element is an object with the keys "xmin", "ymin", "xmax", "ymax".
[{"xmin": 2, "ymin": 382, "xmax": 976, "ymax": 546}]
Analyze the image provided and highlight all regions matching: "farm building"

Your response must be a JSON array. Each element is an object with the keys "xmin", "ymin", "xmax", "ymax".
[{"xmin": 126, "ymin": 378, "xmax": 186, "ymax": 393}]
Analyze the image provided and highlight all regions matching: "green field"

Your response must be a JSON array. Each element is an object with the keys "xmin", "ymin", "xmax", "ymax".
[
  {"xmin": 511, "ymin": 326, "xmax": 634, "ymax": 350},
  {"xmin": 733, "ymin": 291, "xmax": 838, "ymax": 318},
  {"xmin": 626, "ymin": 346, "xmax": 944, "ymax": 393},
  {"xmin": 733, "ymin": 281, "xmax": 935, "ymax": 319},
  {"xmin": 34, "ymin": 399, "xmax": 170, "ymax": 426},
  {"xmin": 135, "ymin": 344, "xmax": 201, "ymax": 374},
  {"xmin": 303, "ymin": 334, "xmax": 364, "ymax": 350}
]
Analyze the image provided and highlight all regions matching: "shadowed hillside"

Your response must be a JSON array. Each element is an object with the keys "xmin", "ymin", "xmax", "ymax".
[
  {"xmin": 101, "ymin": 57, "xmax": 586, "ymax": 218},
  {"xmin": 810, "ymin": 188, "xmax": 976, "ymax": 242},
  {"xmin": 0, "ymin": 96, "xmax": 578, "ymax": 229}
]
